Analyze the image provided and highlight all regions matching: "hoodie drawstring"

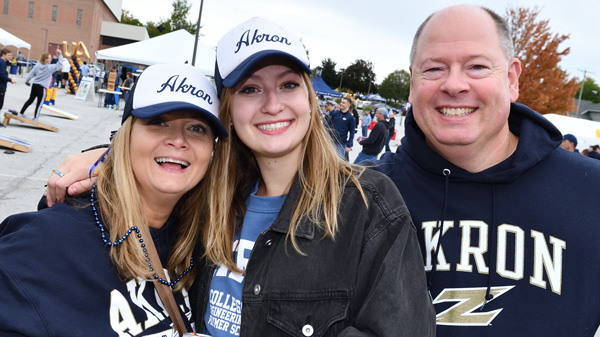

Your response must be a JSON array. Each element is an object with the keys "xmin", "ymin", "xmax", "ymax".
[
  {"xmin": 427, "ymin": 168, "xmax": 451, "ymax": 301},
  {"xmin": 480, "ymin": 184, "xmax": 497, "ymax": 310}
]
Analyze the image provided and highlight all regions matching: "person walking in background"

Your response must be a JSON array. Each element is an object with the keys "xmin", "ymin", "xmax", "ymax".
[
  {"xmin": 16, "ymin": 50, "xmax": 63, "ymax": 120},
  {"xmin": 60, "ymin": 56, "xmax": 70, "ymax": 88},
  {"xmin": 0, "ymin": 48, "xmax": 17, "ymax": 112},
  {"xmin": 80, "ymin": 61, "xmax": 89, "ymax": 78},
  {"xmin": 375, "ymin": 5, "xmax": 600, "ymax": 335},
  {"xmin": 361, "ymin": 108, "xmax": 372, "ymax": 137},
  {"xmin": 354, "ymin": 107, "xmax": 389, "ymax": 164},
  {"xmin": 50, "ymin": 55, "xmax": 59, "ymax": 87},
  {"xmin": 385, "ymin": 110, "xmax": 396, "ymax": 152},
  {"xmin": 15, "ymin": 51, "xmax": 26, "ymax": 76},
  {"xmin": 122, "ymin": 71, "xmax": 134, "ymax": 103},
  {"xmin": 327, "ymin": 96, "xmax": 356, "ymax": 159},
  {"xmin": 103, "ymin": 67, "xmax": 122, "ymax": 109}
]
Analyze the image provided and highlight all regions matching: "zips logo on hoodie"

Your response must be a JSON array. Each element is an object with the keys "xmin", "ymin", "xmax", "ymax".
[{"xmin": 423, "ymin": 220, "xmax": 566, "ymax": 326}]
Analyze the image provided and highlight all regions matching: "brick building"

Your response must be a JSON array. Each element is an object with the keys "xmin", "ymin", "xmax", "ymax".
[{"xmin": 1, "ymin": 0, "xmax": 147, "ymax": 62}]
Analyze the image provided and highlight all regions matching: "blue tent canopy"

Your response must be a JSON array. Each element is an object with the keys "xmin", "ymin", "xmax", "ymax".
[
  {"xmin": 365, "ymin": 93, "xmax": 385, "ymax": 102},
  {"xmin": 311, "ymin": 76, "xmax": 342, "ymax": 98}
]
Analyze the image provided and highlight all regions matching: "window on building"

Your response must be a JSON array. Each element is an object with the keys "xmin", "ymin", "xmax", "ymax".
[
  {"xmin": 3, "ymin": 0, "xmax": 8, "ymax": 15},
  {"xmin": 28, "ymin": 1, "xmax": 33, "ymax": 19},
  {"xmin": 76, "ymin": 9, "xmax": 82, "ymax": 27},
  {"xmin": 52, "ymin": 5, "xmax": 57, "ymax": 22}
]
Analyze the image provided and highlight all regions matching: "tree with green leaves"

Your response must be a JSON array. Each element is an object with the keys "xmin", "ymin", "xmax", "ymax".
[
  {"xmin": 341, "ymin": 59, "xmax": 376, "ymax": 94},
  {"xmin": 576, "ymin": 77, "xmax": 600, "ymax": 104},
  {"xmin": 167, "ymin": 0, "xmax": 197, "ymax": 34},
  {"xmin": 145, "ymin": 22, "xmax": 161, "ymax": 38},
  {"xmin": 121, "ymin": 9, "xmax": 144, "ymax": 27},
  {"xmin": 149, "ymin": 0, "xmax": 197, "ymax": 37},
  {"xmin": 379, "ymin": 70, "xmax": 410, "ymax": 102},
  {"xmin": 314, "ymin": 58, "xmax": 338, "ymax": 89},
  {"xmin": 123, "ymin": 0, "xmax": 197, "ymax": 38}
]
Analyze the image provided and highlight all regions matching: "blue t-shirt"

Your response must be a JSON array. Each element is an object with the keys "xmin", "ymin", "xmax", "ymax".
[{"xmin": 204, "ymin": 182, "xmax": 286, "ymax": 336}]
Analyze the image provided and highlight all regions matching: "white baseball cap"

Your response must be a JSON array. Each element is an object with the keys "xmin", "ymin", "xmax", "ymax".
[
  {"xmin": 123, "ymin": 63, "xmax": 227, "ymax": 138},
  {"xmin": 215, "ymin": 17, "xmax": 311, "ymax": 96}
]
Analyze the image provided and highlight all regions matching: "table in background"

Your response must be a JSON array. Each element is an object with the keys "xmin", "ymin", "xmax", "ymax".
[{"xmin": 97, "ymin": 89, "xmax": 122, "ymax": 109}]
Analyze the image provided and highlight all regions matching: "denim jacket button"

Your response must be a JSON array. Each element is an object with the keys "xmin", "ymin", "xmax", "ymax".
[
  {"xmin": 264, "ymin": 239, "xmax": 273, "ymax": 247},
  {"xmin": 302, "ymin": 324, "xmax": 314, "ymax": 336},
  {"xmin": 254, "ymin": 284, "xmax": 261, "ymax": 295}
]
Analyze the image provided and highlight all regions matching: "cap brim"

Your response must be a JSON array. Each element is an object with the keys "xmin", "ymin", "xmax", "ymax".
[
  {"xmin": 222, "ymin": 50, "xmax": 311, "ymax": 89},
  {"xmin": 133, "ymin": 102, "xmax": 228, "ymax": 138}
]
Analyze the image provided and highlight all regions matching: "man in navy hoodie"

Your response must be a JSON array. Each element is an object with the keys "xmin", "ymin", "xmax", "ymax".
[
  {"xmin": 0, "ymin": 48, "xmax": 17, "ymax": 111},
  {"xmin": 374, "ymin": 5, "xmax": 600, "ymax": 336},
  {"xmin": 327, "ymin": 96, "xmax": 356, "ymax": 159}
]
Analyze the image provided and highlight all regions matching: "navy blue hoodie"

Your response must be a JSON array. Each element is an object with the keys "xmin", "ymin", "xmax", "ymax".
[
  {"xmin": 0, "ymin": 196, "xmax": 193, "ymax": 336},
  {"xmin": 374, "ymin": 103, "xmax": 600, "ymax": 336}
]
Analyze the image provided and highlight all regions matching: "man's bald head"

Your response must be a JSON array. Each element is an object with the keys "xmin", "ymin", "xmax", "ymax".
[{"xmin": 409, "ymin": 5, "xmax": 514, "ymax": 68}]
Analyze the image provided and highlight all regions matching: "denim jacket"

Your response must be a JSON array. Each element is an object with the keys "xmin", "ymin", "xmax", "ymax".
[{"xmin": 191, "ymin": 168, "xmax": 435, "ymax": 336}]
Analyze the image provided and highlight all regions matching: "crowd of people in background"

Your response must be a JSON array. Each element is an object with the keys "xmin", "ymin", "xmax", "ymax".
[
  {"xmin": 318, "ymin": 94, "xmax": 404, "ymax": 160},
  {"xmin": 560, "ymin": 133, "xmax": 600, "ymax": 159},
  {"xmin": 1, "ymin": 46, "xmax": 144, "ymax": 117}
]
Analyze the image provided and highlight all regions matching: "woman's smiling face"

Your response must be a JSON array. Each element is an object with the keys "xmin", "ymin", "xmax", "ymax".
[
  {"xmin": 229, "ymin": 59, "xmax": 311, "ymax": 162},
  {"xmin": 130, "ymin": 110, "xmax": 215, "ymax": 204}
]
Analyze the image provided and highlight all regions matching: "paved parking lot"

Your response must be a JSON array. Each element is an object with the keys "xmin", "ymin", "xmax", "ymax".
[{"xmin": 0, "ymin": 75, "xmax": 122, "ymax": 220}]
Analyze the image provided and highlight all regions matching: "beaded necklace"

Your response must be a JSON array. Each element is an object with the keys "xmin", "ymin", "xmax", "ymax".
[{"xmin": 91, "ymin": 185, "xmax": 193, "ymax": 287}]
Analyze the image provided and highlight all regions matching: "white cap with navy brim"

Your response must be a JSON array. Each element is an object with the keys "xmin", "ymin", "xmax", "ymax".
[
  {"xmin": 214, "ymin": 17, "xmax": 311, "ymax": 96},
  {"xmin": 122, "ymin": 63, "xmax": 227, "ymax": 138}
]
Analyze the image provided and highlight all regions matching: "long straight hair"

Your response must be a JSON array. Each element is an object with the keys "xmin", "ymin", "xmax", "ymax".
[
  {"xmin": 202, "ymin": 70, "xmax": 367, "ymax": 272},
  {"xmin": 95, "ymin": 117, "xmax": 207, "ymax": 292}
]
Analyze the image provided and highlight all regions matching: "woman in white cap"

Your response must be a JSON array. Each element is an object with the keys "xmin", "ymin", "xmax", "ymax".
[
  {"xmin": 43, "ymin": 18, "xmax": 435, "ymax": 337},
  {"xmin": 192, "ymin": 17, "xmax": 434, "ymax": 336},
  {"xmin": 0, "ymin": 63, "xmax": 226, "ymax": 336}
]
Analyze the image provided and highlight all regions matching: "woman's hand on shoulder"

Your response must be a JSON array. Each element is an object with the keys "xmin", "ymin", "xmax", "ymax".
[{"xmin": 45, "ymin": 149, "xmax": 105, "ymax": 206}]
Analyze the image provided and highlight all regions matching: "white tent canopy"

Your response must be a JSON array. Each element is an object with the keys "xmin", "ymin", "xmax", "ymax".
[
  {"xmin": 95, "ymin": 30, "xmax": 215, "ymax": 77},
  {"xmin": 0, "ymin": 27, "xmax": 31, "ymax": 64},
  {"xmin": 543, "ymin": 113, "xmax": 600, "ymax": 150},
  {"xmin": 0, "ymin": 27, "xmax": 31, "ymax": 49}
]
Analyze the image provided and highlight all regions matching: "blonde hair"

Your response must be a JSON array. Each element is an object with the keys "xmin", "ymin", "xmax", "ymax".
[
  {"xmin": 39, "ymin": 53, "xmax": 50, "ymax": 64},
  {"xmin": 95, "ymin": 117, "xmax": 206, "ymax": 292},
  {"xmin": 202, "ymin": 70, "xmax": 367, "ymax": 272}
]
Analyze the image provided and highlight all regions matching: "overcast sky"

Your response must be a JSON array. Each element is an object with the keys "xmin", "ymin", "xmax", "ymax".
[{"xmin": 122, "ymin": 0, "xmax": 598, "ymax": 85}]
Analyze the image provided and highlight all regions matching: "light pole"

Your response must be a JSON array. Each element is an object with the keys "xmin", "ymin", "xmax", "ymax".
[
  {"xmin": 191, "ymin": 0, "xmax": 204, "ymax": 66},
  {"xmin": 41, "ymin": 28, "xmax": 48, "ymax": 53},
  {"xmin": 339, "ymin": 68, "xmax": 345, "ymax": 89},
  {"xmin": 575, "ymin": 70, "xmax": 587, "ymax": 118},
  {"xmin": 576, "ymin": 69, "xmax": 597, "ymax": 118}
]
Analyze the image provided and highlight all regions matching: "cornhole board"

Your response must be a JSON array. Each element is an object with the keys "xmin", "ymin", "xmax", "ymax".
[
  {"xmin": 2, "ymin": 113, "xmax": 59, "ymax": 132},
  {"xmin": 0, "ymin": 133, "xmax": 32, "ymax": 152},
  {"xmin": 42, "ymin": 105, "xmax": 79, "ymax": 120}
]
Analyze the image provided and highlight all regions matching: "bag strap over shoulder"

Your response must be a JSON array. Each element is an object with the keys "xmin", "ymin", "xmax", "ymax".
[{"xmin": 144, "ymin": 232, "xmax": 188, "ymax": 335}]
